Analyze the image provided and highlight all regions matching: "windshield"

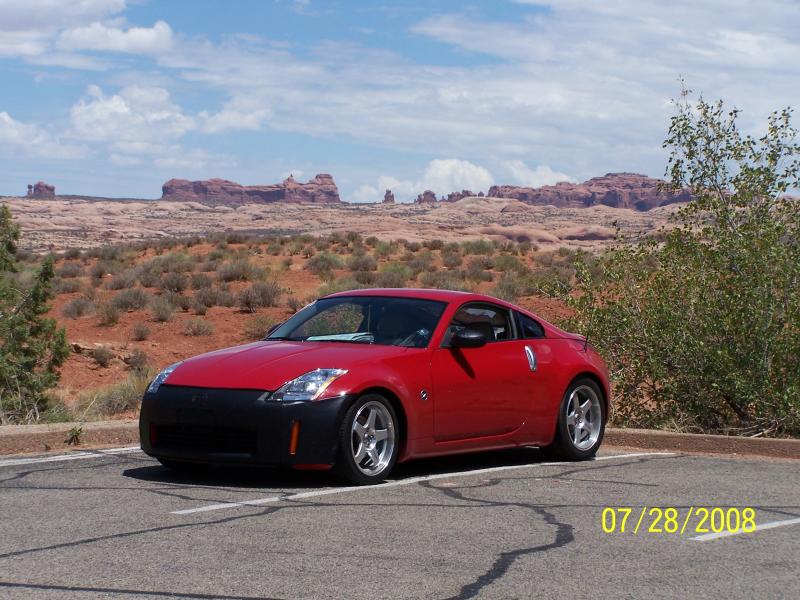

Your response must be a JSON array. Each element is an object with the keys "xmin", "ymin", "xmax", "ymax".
[{"xmin": 267, "ymin": 296, "xmax": 447, "ymax": 348}]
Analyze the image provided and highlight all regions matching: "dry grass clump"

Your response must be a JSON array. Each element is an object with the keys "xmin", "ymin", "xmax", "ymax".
[
  {"xmin": 149, "ymin": 296, "xmax": 175, "ymax": 322},
  {"xmin": 62, "ymin": 297, "xmax": 95, "ymax": 319},
  {"xmin": 112, "ymin": 288, "xmax": 149, "ymax": 311},
  {"xmin": 97, "ymin": 303, "xmax": 120, "ymax": 326},
  {"xmin": 183, "ymin": 318, "xmax": 213, "ymax": 336},
  {"xmin": 132, "ymin": 323, "xmax": 150, "ymax": 341},
  {"xmin": 218, "ymin": 259, "xmax": 263, "ymax": 282},
  {"xmin": 91, "ymin": 346, "xmax": 115, "ymax": 368},
  {"xmin": 237, "ymin": 281, "xmax": 282, "ymax": 312},
  {"xmin": 243, "ymin": 314, "xmax": 275, "ymax": 340},
  {"xmin": 75, "ymin": 369, "xmax": 156, "ymax": 419},
  {"xmin": 56, "ymin": 262, "xmax": 83, "ymax": 278}
]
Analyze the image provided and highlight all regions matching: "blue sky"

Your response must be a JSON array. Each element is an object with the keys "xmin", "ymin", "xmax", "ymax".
[{"xmin": 1, "ymin": 0, "xmax": 798, "ymax": 201}]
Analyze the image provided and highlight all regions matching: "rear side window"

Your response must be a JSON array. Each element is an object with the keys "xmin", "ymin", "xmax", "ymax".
[{"xmin": 516, "ymin": 312, "xmax": 545, "ymax": 339}]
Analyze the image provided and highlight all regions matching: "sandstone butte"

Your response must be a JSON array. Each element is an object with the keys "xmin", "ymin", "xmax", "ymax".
[
  {"xmin": 160, "ymin": 173, "xmax": 341, "ymax": 205},
  {"xmin": 487, "ymin": 172, "xmax": 690, "ymax": 211}
]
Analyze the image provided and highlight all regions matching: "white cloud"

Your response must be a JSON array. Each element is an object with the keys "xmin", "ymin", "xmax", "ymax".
[
  {"xmin": 0, "ymin": 110, "xmax": 86, "ymax": 159},
  {"xmin": 199, "ymin": 96, "xmax": 271, "ymax": 133},
  {"xmin": 57, "ymin": 20, "xmax": 173, "ymax": 54},
  {"xmin": 352, "ymin": 159, "xmax": 494, "ymax": 203},
  {"xmin": 70, "ymin": 84, "xmax": 195, "ymax": 143},
  {"xmin": 503, "ymin": 161, "xmax": 574, "ymax": 188}
]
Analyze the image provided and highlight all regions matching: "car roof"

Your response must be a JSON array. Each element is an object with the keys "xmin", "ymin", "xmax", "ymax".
[{"xmin": 323, "ymin": 287, "xmax": 510, "ymax": 305}]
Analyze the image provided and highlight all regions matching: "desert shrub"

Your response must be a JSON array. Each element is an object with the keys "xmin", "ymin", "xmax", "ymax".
[
  {"xmin": 218, "ymin": 259, "xmax": 262, "ymax": 282},
  {"xmin": 347, "ymin": 253, "xmax": 377, "ymax": 272},
  {"xmin": 143, "ymin": 252, "xmax": 195, "ymax": 274},
  {"xmin": 197, "ymin": 260, "xmax": 220, "ymax": 273},
  {"xmin": 112, "ymin": 288, "xmax": 149, "ymax": 311},
  {"xmin": 56, "ymin": 262, "xmax": 83, "ymax": 278},
  {"xmin": 183, "ymin": 318, "xmax": 213, "ymax": 336},
  {"xmin": 136, "ymin": 269, "xmax": 161, "ymax": 288},
  {"xmin": 465, "ymin": 257, "xmax": 495, "ymax": 282},
  {"xmin": 518, "ymin": 241, "xmax": 534, "ymax": 255},
  {"xmin": 564, "ymin": 92, "xmax": 800, "ymax": 437},
  {"xmin": 237, "ymin": 280, "xmax": 282, "ymax": 312},
  {"xmin": 159, "ymin": 272, "xmax": 187, "ymax": 293},
  {"xmin": 63, "ymin": 248, "xmax": 82, "ymax": 260},
  {"xmin": 91, "ymin": 346, "xmax": 115, "ymax": 368},
  {"xmin": 287, "ymin": 296, "xmax": 303, "ymax": 313},
  {"xmin": 190, "ymin": 273, "xmax": 213, "ymax": 289},
  {"xmin": 52, "ymin": 278, "xmax": 82, "ymax": 294},
  {"xmin": 166, "ymin": 292, "xmax": 193, "ymax": 312},
  {"xmin": 442, "ymin": 252, "xmax": 463, "ymax": 268},
  {"xmin": 149, "ymin": 296, "xmax": 175, "ymax": 322},
  {"xmin": 125, "ymin": 348, "xmax": 149, "ymax": 372},
  {"xmin": 314, "ymin": 237, "xmax": 331, "ymax": 251},
  {"xmin": 106, "ymin": 269, "xmax": 137, "ymax": 290},
  {"xmin": 419, "ymin": 270, "xmax": 471, "ymax": 292},
  {"xmin": 306, "ymin": 252, "xmax": 343, "ymax": 280},
  {"xmin": 407, "ymin": 250, "xmax": 435, "ymax": 275},
  {"xmin": 556, "ymin": 246, "xmax": 575, "ymax": 258},
  {"xmin": 281, "ymin": 257, "xmax": 293, "ymax": 270},
  {"xmin": 354, "ymin": 270, "xmax": 376, "ymax": 285},
  {"xmin": 376, "ymin": 262, "xmax": 412, "ymax": 287},
  {"xmin": 318, "ymin": 277, "xmax": 363, "ymax": 296},
  {"xmin": 365, "ymin": 236, "xmax": 379, "ymax": 247},
  {"xmin": 193, "ymin": 301, "xmax": 209, "ymax": 315},
  {"xmin": 492, "ymin": 273, "xmax": 525, "ymax": 302},
  {"xmin": 494, "ymin": 254, "xmax": 526, "ymax": 273},
  {"xmin": 97, "ymin": 303, "xmax": 120, "ymax": 326},
  {"xmin": 132, "ymin": 323, "xmax": 150, "ymax": 341},
  {"xmin": 62, "ymin": 297, "xmax": 95, "ymax": 319},
  {"xmin": 404, "ymin": 241, "xmax": 421, "ymax": 252},
  {"xmin": 423, "ymin": 239, "xmax": 444, "ymax": 250},
  {"xmin": 373, "ymin": 241, "xmax": 395, "ymax": 259},
  {"xmin": 75, "ymin": 369, "xmax": 156, "ymax": 418},
  {"xmin": 243, "ymin": 314, "xmax": 275, "ymax": 340},
  {"xmin": 90, "ymin": 260, "xmax": 116, "ymax": 281},
  {"xmin": 462, "ymin": 239, "xmax": 495, "ymax": 255}
]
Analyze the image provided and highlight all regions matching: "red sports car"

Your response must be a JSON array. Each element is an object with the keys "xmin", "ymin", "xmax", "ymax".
[{"xmin": 140, "ymin": 288, "xmax": 609, "ymax": 484}]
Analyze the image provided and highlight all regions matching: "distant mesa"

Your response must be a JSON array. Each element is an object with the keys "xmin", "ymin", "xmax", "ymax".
[
  {"xmin": 161, "ymin": 173, "xmax": 341, "ymax": 205},
  {"xmin": 27, "ymin": 181, "xmax": 55, "ymax": 199},
  {"xmin": 486, "ymin": 172, "xmax": 689, "ymax": 211},
  {"xmin": 383, "ymin": 189, "xmax": 395, "ymax": 204}
]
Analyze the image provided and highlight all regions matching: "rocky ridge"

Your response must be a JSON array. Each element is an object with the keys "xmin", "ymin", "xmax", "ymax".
[
  {"xmin": 486, "ymin": 172, "xmax": 689, "ymax": 211},
  {"xmin": 161, "ymin": 174, "xmax": 340, "ymax": 205}
]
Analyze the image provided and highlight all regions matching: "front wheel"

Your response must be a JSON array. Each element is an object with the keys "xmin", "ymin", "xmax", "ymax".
[
  {"xmin": 334, "ymin": 394, "xmax": 399, "ymax": 485},
  {"xmin": 545, "ymin": 378, "xmax": 606, "ymax": 460}
]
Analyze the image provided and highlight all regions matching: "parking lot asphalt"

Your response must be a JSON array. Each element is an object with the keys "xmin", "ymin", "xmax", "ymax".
[{"xmin": 0, "ymin": 447, "xmax": 797, "ymax": 600}]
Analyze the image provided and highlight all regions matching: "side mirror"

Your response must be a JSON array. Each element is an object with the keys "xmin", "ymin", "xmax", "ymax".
[{"xmin": 450, "ymin": 328, "xmax": 486, "ymax": 349}]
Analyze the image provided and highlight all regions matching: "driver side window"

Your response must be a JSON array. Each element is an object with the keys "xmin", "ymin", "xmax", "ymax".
[{"xmin": 443, "ymin": 304, "xmax": 512, "ymax": 345}]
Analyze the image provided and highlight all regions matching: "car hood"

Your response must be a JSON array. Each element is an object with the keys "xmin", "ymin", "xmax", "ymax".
[{"xmin": 163, "ymin": 340, "xmax": 409, "ymax": 391}]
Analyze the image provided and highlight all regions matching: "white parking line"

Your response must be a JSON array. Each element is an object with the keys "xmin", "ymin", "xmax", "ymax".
[
  {"xmin": 0, "ymin": 446, "xmax": 141, "ymax": 468},
  {"xmin": 171, "ymin": 451, "xmax": 675, "ymax": 515},
  {"xmin": 692, "ymin": 517, "xmax": 800, "ymax": 542}
]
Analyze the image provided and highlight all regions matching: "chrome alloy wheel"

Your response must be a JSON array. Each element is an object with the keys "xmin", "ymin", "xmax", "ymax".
[
  {"xmin": 565, "ymin": 384, "xmax": 602, "ymax": 451},
  {"xmin": 350, "ymin": 401, "xmax": 396, "ymax": 476}
]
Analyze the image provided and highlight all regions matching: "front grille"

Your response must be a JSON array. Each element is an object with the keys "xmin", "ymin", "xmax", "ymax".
[{"xmin": 155, "ymin": 424, "xmax": 258, "ymax": 455}]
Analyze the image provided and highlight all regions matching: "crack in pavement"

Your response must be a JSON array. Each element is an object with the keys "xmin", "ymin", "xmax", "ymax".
[{"xmin": 0, "ymin": 580, "xmax": 284, "ymax": 599}]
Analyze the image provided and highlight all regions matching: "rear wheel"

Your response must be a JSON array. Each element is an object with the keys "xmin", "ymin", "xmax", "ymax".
[
  {"xmin": 545, "ymin": 378, "xmax": 605, "ymax": 460},
  {"xmin": 334, "ymin": 394, "xmax": 399, "ymax": 485}
]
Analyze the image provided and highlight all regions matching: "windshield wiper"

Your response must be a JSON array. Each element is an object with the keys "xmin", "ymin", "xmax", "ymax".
[{"xmin": 264, "ymin": 336, "xmax": 299, "ymax": 341}]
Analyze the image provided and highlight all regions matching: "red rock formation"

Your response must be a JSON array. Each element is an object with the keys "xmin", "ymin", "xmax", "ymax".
[
  {"xmin": 27, "ymin": 181, "xmax": 55, "ymax": 199},
  {"xmin": 161, "ymin": 174, "xmax": 340, "ymax": 205},
  {"xmin": 486, "ymin": 173, "xmax": 689, "ymax": 211},
  {"xmin": 383, "ymin": 189, "xmax": 395, "ymax": 204},
  {"xmin": 415, "ymin": 190, "xmax": 437, "ymax": 204},
  {"xmin": 443, "ymin": 190, "xmax": 475, "ymax": 202}
]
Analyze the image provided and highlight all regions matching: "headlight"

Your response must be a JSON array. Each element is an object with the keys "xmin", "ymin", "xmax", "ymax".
[
  {"xmin": 271, "ymin": 368, "xmax": 347, "ymax": 402},
  {"xmin": 146, "ymin": 362, "xmax": 182, "ymax": 395}
]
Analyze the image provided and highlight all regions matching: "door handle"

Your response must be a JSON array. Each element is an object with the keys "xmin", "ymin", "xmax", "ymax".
[{"xmin": 524, "ymin": 345, "xmax": 537, "ymax": 372}]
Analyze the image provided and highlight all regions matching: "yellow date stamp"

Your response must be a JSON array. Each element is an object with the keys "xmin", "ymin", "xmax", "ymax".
[{"xmin": 601, "ymin": 507, "xmax": 757, "ymax": 535}]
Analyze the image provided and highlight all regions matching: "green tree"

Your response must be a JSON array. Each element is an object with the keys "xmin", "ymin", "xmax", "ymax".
[
  {"xmin": 0, "ymin": 205, "xmax": 70, "ymax": 423},
  {"xmin": 565, "ymin": 90, "xmax": 800, "ymax": 437}
]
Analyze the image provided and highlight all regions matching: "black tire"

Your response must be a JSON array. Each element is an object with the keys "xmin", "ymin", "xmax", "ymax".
[
  {"xmin": 334, "ymin": 393, "xmax": 400, "ymax": 485},
  {"xmin": 157, "ymin": 458, "xmax": 209, "ymax": 475},
  {"xmin": 544, "ymin": 377, "xmax": 606, "ymax": 460}
]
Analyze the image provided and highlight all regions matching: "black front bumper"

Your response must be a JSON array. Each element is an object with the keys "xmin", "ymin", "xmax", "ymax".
[{"xmin": 139, "ymin": 385, "xmax": 351, "ymax": 466}]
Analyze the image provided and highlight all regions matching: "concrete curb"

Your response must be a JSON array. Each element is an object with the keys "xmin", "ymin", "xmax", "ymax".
[
  {"xmin": 0, "ymin": 421, "xmax": 798, "ymax": 459},
  {"xmin": 0, "ymin": 420, "xmax": 138, "ymax": 455},
  {"xmin": 604, "ymin": 427, "xmax": 800, "ymax": 460}
]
